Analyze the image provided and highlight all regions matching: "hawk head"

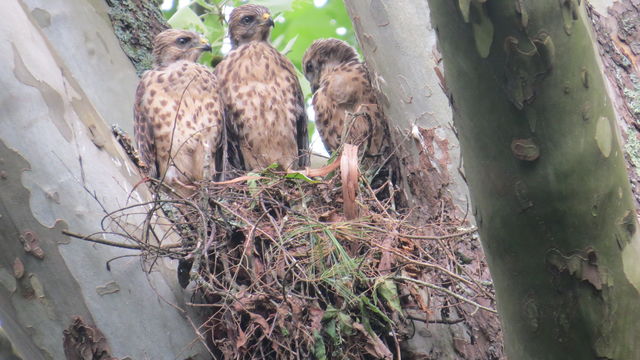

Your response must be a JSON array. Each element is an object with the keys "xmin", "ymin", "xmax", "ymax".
[
  {"xmin": 302, "ymin": 38, "xmax": 360, "ymax": 93},
  {"xmin": 228, "ymin": 4, "xmax": 275, "ymax": 48},
  {"xmin": 152, "ymin": 29, "xmax": 212, "ymax": 67}
]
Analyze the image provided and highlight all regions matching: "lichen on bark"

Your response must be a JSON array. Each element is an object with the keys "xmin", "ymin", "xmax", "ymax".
[{"xmin": 105, "ymin": 0, "xmax": 168, "ymax": 75}]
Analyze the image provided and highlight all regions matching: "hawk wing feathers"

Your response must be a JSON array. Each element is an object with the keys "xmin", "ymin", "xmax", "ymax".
[
  {"xmin": 303, "ymin": 39, "xmax": 388, "ymax": 159},
  {"xmin": 133, "ymin": 29, "xmax": 224, "ymax": 196},
  {"xmin": 134, "ymin": 75, "xmax": 159, "ymax": 179},
  {"xmin": 216, "ymin": 42, "xmax": 309, "ymax": 171}
]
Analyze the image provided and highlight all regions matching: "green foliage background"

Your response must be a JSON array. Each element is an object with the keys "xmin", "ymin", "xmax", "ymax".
[{"xmin": 162, "ymin": 0, "xmax": 357, "ymax": 100}]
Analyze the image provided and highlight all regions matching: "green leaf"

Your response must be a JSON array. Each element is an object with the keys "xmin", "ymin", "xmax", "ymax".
[
  {"xmin": 162, "ymin": 0, "xmax": 179, "ymax": 19},
  {"xmin": 336, "ymin": 311, "xmax": 354, "ymax": 336},
  {"xmin": 284, "ymin": 172, "xmax": 320, "ymax": 183},
  {"xmin": 295, "ymin": 66, "xmax": 311, "ymax": 100},
  {"xmin": 359, "ymin": 296, "xmax": 393, "ymax": 326},
  {"xmin": 202, "ymin": 13, "xmax": 226, "ymax": 46},
  {"xmin": 271, "ymin": 34, "xmax": 285, "ymax": 49},
  {"xmin": 376, "ymin": 279, "xmax": 403, "ymax": 314},
  {"xmin": 322, "ymin": 304, "xmax": 339, "ymax": 320},
  {"xmin": 262, "ymin": 163, "xmax": 280, "ymax": 172},
  {"xmin": 324, "ymin": 317, "xmax": 338, "ymax": 342},
  {"xmin": 270, "ymin": 0, "xmax": 357, "ymax": 72},
  {"xmin": 198, "ymin": 52, "xmax": 213, "ymax": 66},
  {"xmin": 194, "ymin": 0, "xmax": 218, "ymax": 12},
  {"xmin": 313, "ymin": 331, "xmax": 327, "ymax": 360},
  {"xmin": 246, "ymin": 172, "xmax": 261, "ymax": 195},
  {"xmin": 234, "ymin": 0, "xmax": 297, "ymax": 14},
  {"xmin": 280, "ymin": 34, "xmax": 298, "ymax": 55},
  {"xmin": 168, "ymin": 6, "xmax": 206, "ymax": 34},
  {"xmin": 307, "ymin": 120, "xmax": 316, "ymax": 142}
]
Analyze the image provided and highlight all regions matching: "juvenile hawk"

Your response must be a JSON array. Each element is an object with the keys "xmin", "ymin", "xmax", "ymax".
[
  {"xmin": 134, "ymin": 29, "xmax": 224, "ymax": 196},
  {"xmin": 216, "ymin": 4, "xmax": 309, "ymax": 171},
  {"xmin": 303, "ymin": 39, "xmax": 388, "ymax": 164}
]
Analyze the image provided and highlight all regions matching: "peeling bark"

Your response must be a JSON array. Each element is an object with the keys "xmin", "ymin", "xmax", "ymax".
[
  {"xmin": 343, "ymin": 1, "xmax": 471, "ymax": 217},
  {"xmin": 21, "ymin": 0, "xmax": 144, "ymax": 135},
  {"xmin": 587, "ymin": 1, "xmax": 640, "ymax": 210},
  {"xmin": 428, "ymin": 1, "xmax": 640, "ymax": 358},
  {"xmin": 343, "ymin": 1, "xmax": 503, "ymax": 359},
  {"xmin": 0, "ymin": 0, "xmax": 205, "ymax": 358}
]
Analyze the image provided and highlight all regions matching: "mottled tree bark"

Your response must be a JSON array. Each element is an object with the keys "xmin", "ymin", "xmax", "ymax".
[
  {"xmin": 344, "ymin": 1, "xmax": 503, "ymax": 359},
  {"xmin": 428, "ymin": 1, "xmax": 640, "ymax": 359},
  {"xmin": 0, "ymin": 0, "xmax": 204, "ymax": 358},
  {"xmin": 587, "ymin": 0, "xmax": 640, "ymax": 210},
  {"xmin": 343, "ymin": 1, "xmax": 469, "ymax": 216}
]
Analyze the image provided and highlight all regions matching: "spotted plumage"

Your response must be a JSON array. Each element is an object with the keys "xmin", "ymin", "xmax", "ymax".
[
  {"xmin": 303, "ymin": 38, "xmax": 388, "ymax": 163},
  {"xmin": 134, "ymin": 29, "xmax": 224, "ymax": 196},
  {"xmin": 216, "ymin": 4, "xmax": 309, "ymax": 171}
]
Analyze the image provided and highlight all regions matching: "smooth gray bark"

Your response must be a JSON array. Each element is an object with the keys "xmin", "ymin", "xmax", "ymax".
[{"xmin": 0, "ymin": 0, "xmax": 205, "ymax": 358}]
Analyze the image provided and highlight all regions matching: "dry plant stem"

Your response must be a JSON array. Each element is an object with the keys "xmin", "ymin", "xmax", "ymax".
[
  {"xmin": 401, "ymin": 227, "xmax": 478, "ymax": 240},
  {"xmin": 379, "ymin": 226, "xmax": 494, "ymax": 299},
  {"xmin": 363, "ymin": 177, "xmax": 393, "ymax": 218},
  {"xmin": 373, "ymin": 242, "xmax": 478, "ymax": 290},
  {"xmin": 294, "ymin": 154, "xmax": 341, "ymax": 177},
  {"xmin": 96, "ymin": 148, "xmax": 496, "ymax": 358},
  {"xmin": 403, "ymin": 224, "xmax": 494, "ymax": 300},
  {"xmin": 62, "ymin": 229, "xmax": 182, "ymax": 251},
  {"xmin": 212, "ymin": 200, "xmax": 276, "ymax": 242},
  {"xmin": 394, "ymin": 276, "xmax": 497, "ymax": 314},
  {"xmin": 185, "ymin": 315, "xmax": 216, "ymax": 359},
  {"xmin": 55, "ymin": 156, "xmax": 143, "ymax": 247},
  {"xmin": 219, "ymin": 243, "xmax": 240, "ymax": 293},
  {"xmin": 210, "ymin": 175, "xmax": 266, "ymax": 185},
  {"xmin": 158, "ymin": 75, "xmax": 197, "ymax": 190},
  {"xmin": 428, "ymin": 229, "xmax": 492, "ymax": 300}
]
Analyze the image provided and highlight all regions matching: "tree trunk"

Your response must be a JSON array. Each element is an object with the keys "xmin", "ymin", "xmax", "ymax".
[
  {"xmin": 343, "ymin": 0, "xmax": 469, "ymax": 215},
  {"xmin": 427, "ymin": 1, "xmax": 640, "ymax": 359},
  {"xmin": 344, "ymin": 1, "xmax": 503, "ymax": 359},
  {"xmin": 586, "ymin": 0, "xmax": 640, "ymax": 210},
  {"xmin": 0, "ymin": 0, "xmax": 205, "ymax": 358}
]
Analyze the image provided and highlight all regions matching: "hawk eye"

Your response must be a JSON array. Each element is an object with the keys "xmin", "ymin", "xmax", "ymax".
[
  {"xmin": 305, "ymin": 63, "xmax": 313, "ymax": 73},
  {"xmin": 176, "ymin": 37, "xmax": 191, "ymax": 45},
  {"xmin": 240, "ymin": 15, "xmax": 254, "ymax": 25}
]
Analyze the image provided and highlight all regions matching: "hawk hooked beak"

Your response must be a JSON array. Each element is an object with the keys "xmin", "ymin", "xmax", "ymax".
[
  {"xmin": 262, "ymin": 13, "xmax": 275, "ymax": 28},
  {"xmin": 198, "ymin": 37, "xmax": 212, "ymax": 52}
]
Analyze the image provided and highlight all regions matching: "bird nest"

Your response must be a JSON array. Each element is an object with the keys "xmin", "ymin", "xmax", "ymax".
[{"xmin": 70, "ymin": 156, "xmax": 496, "ymax": 359}]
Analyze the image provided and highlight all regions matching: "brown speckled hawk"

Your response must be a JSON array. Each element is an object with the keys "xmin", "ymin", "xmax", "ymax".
[
  {"xmin": 134, "ymin": 29, "xmax": 224, "ymax": 196},
  {"xmin": 215, "ymin": 4, "xmax": 309, "ymax": 171},
  {"xmin": 303, "ymin": 39, "xmax": 388, "ymax": 166}
]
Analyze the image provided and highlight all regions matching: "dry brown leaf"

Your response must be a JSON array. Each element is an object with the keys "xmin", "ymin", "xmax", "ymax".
[
  {"xmin": 235, "ymin": 327, "xmax": 248, "ymax": 351},
  {"xmin": 249, "ymin": 312, "xmax": 270, "ymax": 331},
  {"xmin": 377, "ymin": 235, "xmax": 396, "ymax": 275},
  {"xmin": 210, "ymin": 175, "xmax": 265, "ymax": 185},
  {"xmin": 63, "ymin": 316, "xmax": 117, "ymax": 360},
  {"xmin": 290, "ymin": 156, "xmax": 342, "ymax": 177},
  {"xmin": 352, "ymin": 322, "xmax": 393, "ymax": 360},
  {"xmin": 318, "ymin": 209, "xmax": 340, "ymax": 222},
  {"xmin": 341, "ymin": 144, "xmax": 359, "ymax": 220},
  {"xmin": 309, "ymin": 304, "xmax": 324, "ymax": 332}
]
